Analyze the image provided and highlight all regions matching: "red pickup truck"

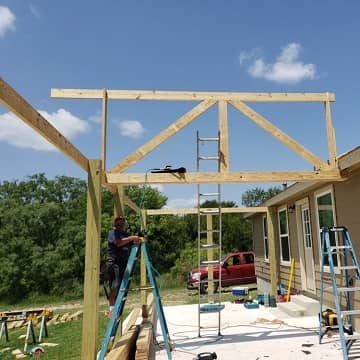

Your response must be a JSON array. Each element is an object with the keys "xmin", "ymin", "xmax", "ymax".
[{"xmin": 187, "ymin": 251, "xmax": 256, "ymax": 294}]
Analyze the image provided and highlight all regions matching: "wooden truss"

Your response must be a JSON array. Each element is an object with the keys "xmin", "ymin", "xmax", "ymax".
[{"xmin": 51, "ymin": 87, "xmax": 341, "ymax": 183}]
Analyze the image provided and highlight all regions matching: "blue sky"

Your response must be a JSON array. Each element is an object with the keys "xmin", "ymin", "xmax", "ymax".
[{"xmin": 1, "ymin": 1, "xmax": 360, "ymax": 208}]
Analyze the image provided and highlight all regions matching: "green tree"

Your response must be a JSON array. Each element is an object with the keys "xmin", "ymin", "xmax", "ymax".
[{"xmin": 241, "ymin": 186, "xmax": 282, "ymax": 207}]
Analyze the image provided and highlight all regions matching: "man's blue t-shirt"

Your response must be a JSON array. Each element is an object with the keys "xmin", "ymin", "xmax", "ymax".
[{"xmin": 108, "ymin": 229, "xmax": 130, "ymax": 263}]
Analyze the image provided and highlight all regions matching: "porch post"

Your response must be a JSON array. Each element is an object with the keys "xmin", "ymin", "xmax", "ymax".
[
  {"xmin": 81, "ymin": 159, "xmax": 102, "ymax": 359},
  {"xmin": 267, "ymin": 206, "xmax": 278, "ymax": 296}
]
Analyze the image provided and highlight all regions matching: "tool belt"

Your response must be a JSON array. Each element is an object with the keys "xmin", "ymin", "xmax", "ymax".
[{"xmin": 100, "ymin": 256, "xmax": 116, "ymax": 284}]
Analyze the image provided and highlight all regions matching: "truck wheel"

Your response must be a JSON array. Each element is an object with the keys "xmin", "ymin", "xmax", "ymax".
[
  {"xmin": 213, "ymin": 281, "xmax": 219, "ymax": 294},
  {"xmin": 200, "ymin": 277, "xmax": 208, "ymax": 294}
]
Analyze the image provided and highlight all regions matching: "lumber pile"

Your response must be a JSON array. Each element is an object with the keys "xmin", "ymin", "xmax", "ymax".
[{"xmin": 105, "ymin": 293, "xmax": 157, "ymax": 360}]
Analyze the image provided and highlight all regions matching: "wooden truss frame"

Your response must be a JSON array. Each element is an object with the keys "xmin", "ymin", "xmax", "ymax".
[
  {"xmin": 0, "ymin": 77, "xmax": 345, "ymax": 359},
  {"xmin": 51, "ymin": 88, "xmax": 341, "ymax": 183}
]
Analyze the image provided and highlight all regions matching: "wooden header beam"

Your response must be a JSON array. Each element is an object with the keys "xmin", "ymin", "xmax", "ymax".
[
  {"xmin": 51, "ymin": 88, "xmax": 335, "ymax": 102},
  {"xmin": 106, "ymin": 169, "xmax": 343, "ymax": 185},
  {"xmin": 0, "ymin": 78, "xmax": 89, "ymax": 171},
  {"xmin": 146, "ymin": 207, "xmax": 268, "ymax": 215}
]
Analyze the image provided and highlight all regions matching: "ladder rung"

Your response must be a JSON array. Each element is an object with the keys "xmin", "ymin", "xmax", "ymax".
[
  {"xmin": 342, "ymin": 310, "xmax": 360, "ymax": 316},
  {"xmin": 328, "ymin": 227, "xmax": 347, "ymax": 232},
  {"xmin": 200, "ymin": 304, "xmax": 224, "ymax": 313},
  {"xmin": 199, "ymin": 192, "xmax": 220, "ymax": 197},
  {"xmin": 198, "ymin": 156, "xmax": 219, "ymax": 160},
  {"xmin": 330, "ymin": 246, "xmax": 352, "ymax": 251},
  {"xmin": 126, "ymin": 286, "xmax": 154, "ymax": 292},
  {"xmin": 198, "ymin": 137, "xmax": 219, "ymax": 142},
  {"xmin": 345, "ymin": 334, "xmax": 360, "ymax": 341},
  {"xmin": 337, "ymin": 287, "xmax": 360, "ymax": 292},
  {"xmin": 200, "ymin": 244, "xmax": 220, "ymax": 250},
  {"xmin": 201, "ymin": 260, "xmax": 220, "ymax": 266},
  {"xmin": 200, "ymin": 230, "xmax": 220, "ymax": 234},
  {"xmin": 339, "ymin": 266, "xmax": 358, "ymax": 270}
]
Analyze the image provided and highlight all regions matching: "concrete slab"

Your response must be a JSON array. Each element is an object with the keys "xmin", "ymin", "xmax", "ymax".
[{"xmin": 155, "ymin": 302, "xmax": 348, "ymax": 359}]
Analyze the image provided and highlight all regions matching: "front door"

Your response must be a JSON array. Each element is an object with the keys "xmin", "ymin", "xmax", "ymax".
[{"xmin": 300, "ymin": 203, "xmax": 316, "ymax": 292}]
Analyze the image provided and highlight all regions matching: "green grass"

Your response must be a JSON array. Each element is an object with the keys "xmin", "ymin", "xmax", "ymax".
[{"xmin": 0, "ymin": 308, "xmax": 129, "ymax": 359}]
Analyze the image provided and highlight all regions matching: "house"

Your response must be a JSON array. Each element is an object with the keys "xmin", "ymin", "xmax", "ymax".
[{"xmin": 249, "ymin": 146, "xmax": 360, "ymax": 327}]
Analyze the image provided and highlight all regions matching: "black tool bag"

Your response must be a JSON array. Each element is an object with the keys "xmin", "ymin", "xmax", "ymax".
[{"xmin": 100, "ymin": 257, "xmax": 116, "ymax": 284}]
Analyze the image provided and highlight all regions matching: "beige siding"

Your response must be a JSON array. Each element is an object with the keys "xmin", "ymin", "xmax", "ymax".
[{"xmin": 252, "ymin": 168, "xmax": 360, "ymax": 329}]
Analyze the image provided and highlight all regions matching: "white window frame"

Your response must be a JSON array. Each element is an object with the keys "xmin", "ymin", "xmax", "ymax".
[
  {"xmin": 278, "ymin": 206, "xmax": 291, "ymax": 266},
  {"xmin": 314, "ymin": 185, "xmax": 339, "ymax": 273},
  {"xmin": 262, "ymin": 215, "xmax": 269, "ymax": 262}
]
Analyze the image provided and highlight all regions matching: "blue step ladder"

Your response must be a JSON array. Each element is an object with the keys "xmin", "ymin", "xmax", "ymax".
[
  {"xmin": 98, "ymin": 240, "xmax": 173, "ymax": 360},
  {"xmin": 319, "ymin": 227, "xmax": 360, "ymax": 360}
]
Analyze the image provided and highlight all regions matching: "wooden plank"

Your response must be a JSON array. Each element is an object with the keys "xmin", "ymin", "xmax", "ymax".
[
  {"xmin": 81, "ymin": 160, "xmax": 102, "ymax": 360},
  {"xmin": 106, "ymin": 169, "xmax": 343, "ymax": 185},
  {"xmin": 113, "ymin": 185, "xmax": 125, "ymax": 217},
  {"xmin": 324, "ymin": 97, "xmax": 337, "ymax": 167},
  {"xmin": 101, "ymin": 90, "xmax": 108, "ymax": 172},
  {"xmin": 106, "ymin": 184, "xmax": 140, "ymax": 213},
  {"xmin": 135, "ymin": 295, "xmax": 156, "ymax": 360},
  {"xmin": 146, "ymin": 207, "xmax": 268, "ymax": 215},
  {"xmin": 218, "ymin": 101, "xmax": 229, "ymax": 172},
  {"xmin": 51, "ymin": 88, "xmax": 335, "ymax": 102},
  {"xmin": 229, "ymin": 100, "xmax": 330, "ymax": 170},
  {"xmin": 105, "ymin": 325, "xmax": 140, "ymax": 360},
  {"xmin": 0, "ymin": 78, "xmax": 88, "ymax": 171},
  {"xmin": 124, "ymin": 196, "xmax": 140, "ymax": 212},
  {"xmin": 267, "ymin": 207, "xmax": 278, "ymax": 296},
  {"xmin": 109, "ymin": 99, "xmax": 216, "ymax": 173}
]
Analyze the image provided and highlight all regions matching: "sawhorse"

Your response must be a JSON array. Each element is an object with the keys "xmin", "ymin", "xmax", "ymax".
[
  {"xmin": 98, "ymin": 241, "xmax": 173, "ymax": 359},
  {"xmin": 0, "ymin": 315, "xmax": 9, "ymax": 342}
]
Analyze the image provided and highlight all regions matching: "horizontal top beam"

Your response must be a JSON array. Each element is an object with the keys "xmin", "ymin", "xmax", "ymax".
[
  {"xmin": 51, "ymin": 89, "xmax": 335, "ymax": 102},
  {"xmin": 105, "ymin": 170, "xmax": 344, "ymax": 185},
  {"xmin": 146, "ymin": 207, "xmax": 268, "ymax": 215}
]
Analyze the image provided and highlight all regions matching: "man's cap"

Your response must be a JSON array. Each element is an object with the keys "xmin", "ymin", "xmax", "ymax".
[{"xmin": 113, "ymin": 216, "xmax": 125, "ymax": 225}]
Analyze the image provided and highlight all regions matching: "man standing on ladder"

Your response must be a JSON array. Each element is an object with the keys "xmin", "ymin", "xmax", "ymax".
[{"xmin": 106, "ymin": 216, "xmax": 141, "ymax": 316}]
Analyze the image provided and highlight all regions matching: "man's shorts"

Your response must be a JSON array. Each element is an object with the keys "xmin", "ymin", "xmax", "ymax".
[{"xmin": 111, "ymin": 261, "xmax": 127, "ymax": 289}]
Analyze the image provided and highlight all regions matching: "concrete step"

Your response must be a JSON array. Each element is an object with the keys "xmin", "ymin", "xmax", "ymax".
[
  {"xmin": 291, "ymin": 295, "xmax": 319, "ymax": 316},
  {"xmin": 277, "ymin": 302, "xmax": 306, "ymax": 317}
]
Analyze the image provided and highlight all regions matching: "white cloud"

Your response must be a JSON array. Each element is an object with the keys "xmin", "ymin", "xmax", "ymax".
[
  {"xmin": 240, "ymin": 43, "xmax": 316, "ymax": 84},
  {"xmin": 0, "ymin": 6, "xmax": 16, "ymax": 38},
  {"xmin": 117, "ymin": 120, "xmax": 145, "ymax": 139},
  {"xmin": 88, "ymin": 111, "xmax": 102, "ymax": 123},
  {"xmin": 0, "ymin": 109, "xmax": 89, "ymax": 151},
  {"xmin": 166, "ymin": 196, "xmax": 197, "ymax": 209},
  {"xmin": 239, "ymin": 48, "xmax": 261, "ymax": 65}
]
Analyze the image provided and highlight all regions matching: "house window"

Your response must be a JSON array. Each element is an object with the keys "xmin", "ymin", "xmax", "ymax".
[
  {"xmin": 302, "ymin": 207, "xmax": 312, "ymax": 248},
  {"xmin": 315, "ymin": 188, "xmax": 338, "ymax": 268},
  {"xmin": 278, "ymin": 208, "xmax": 290, "ymax": 264},
  {"xmin": 262, "ymin": 215, "xmax": 269, "ymax": 261}
]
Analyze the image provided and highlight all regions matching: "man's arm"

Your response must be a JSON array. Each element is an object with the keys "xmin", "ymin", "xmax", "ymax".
[{"xmin": 114, "ymin": 235, "xmax": 140, "ymax": 247}]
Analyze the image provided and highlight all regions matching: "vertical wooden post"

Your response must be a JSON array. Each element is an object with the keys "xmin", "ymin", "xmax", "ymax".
[
  {"xmin": 141, "ymin": 209, "xmax": 148, "ymax": 317},
  {"xmin": 267, "ymin": 207, "xmax": 278, "ymax": 296},
  {"xmin": 207, "ymin": 214, "xmax": 214, "ymax": 298},
  {"xmin": 101, "ymin": 90, "xmax": 108, "ymax": 172},
  {"xmin": 81, "ymin": 159, "xmax": 102, "ymax": 360},
  {"xmin": 114, "ymin": 184, "xmax": 125, "ymax": 217},
  {"xmin": 324, "ymin": 96, "xmax": 337, "ymax": 168},
  {"xmin": 218, "ymin": 100, "xmax": 229, "ymax": 172}
]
